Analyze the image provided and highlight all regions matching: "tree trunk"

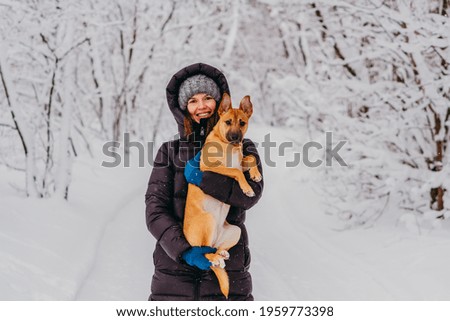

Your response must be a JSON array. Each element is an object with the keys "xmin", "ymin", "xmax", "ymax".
[
  {"xmin": 55, "ymin": 18, "xmax": 76, "ymax": 200},
  {"xmin": 0, "ymin": 53, "xmax": 39, "ymax": 197}
]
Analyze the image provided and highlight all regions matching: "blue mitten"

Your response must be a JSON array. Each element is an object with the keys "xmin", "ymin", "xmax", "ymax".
[
  {"xmin": 182, "ymin": 246, "xmax": 216, "ymax": 270},
  {"xmin": 184, "ymin": 151, "xmax": 203, "ymax": 186}
]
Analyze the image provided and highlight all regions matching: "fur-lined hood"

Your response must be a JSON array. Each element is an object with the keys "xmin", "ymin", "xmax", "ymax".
[{"xmin": 166, "ymin": 63, "xmax": 230, "ymax": 138}]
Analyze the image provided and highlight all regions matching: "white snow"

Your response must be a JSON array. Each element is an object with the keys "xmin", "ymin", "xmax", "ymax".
[{"xmin": 1, "ymin": 125, "xmax": 449, "ymax": 301}]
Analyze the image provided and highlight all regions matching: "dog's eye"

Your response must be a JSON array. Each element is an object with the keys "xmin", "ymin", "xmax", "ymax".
[
  {"xmin": 239, "ymin": 121, "xmax": 246, "ymax": 127},
  {"xmin": 225, "ymin": 120, "xmax": 232, "ymax": 126}
]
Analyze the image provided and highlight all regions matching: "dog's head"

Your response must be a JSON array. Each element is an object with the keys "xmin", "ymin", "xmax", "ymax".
[{"xmin": 216, "ymin": 93, "xmax": 253, "ymax": 145}]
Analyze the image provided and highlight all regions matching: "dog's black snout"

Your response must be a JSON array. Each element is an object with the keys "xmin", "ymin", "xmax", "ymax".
[
  {"xmin": 230, "ymin": 133, "xmax": 239, "ymax": 141},
  {"xmin": 227, "ymin": 131, "xmax": 242, "ymax": 143}
]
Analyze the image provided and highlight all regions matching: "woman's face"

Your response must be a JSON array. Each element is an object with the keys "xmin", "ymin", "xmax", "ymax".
[{"xmin": 187, "ymin": 93, "xmax": 217, "ymax": 123}]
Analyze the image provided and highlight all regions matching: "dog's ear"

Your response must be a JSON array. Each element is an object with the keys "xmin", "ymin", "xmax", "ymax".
[
  {"xmin": 218, "ymin": 93, "xmax": 232, "ymax": 116},
  {"xmin": 239, "ymin": 95, "xmax": 253, "ymax": 118}
]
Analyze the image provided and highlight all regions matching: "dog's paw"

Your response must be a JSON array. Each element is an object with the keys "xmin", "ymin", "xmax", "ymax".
[
  {"xmin": 244, "ymin": 189, "xmax": 255, "ymax": 197},
  {"xmin": 218, "ymin": 257, "xmax": 226, "ymax": 268},
  {"xmin": 210, "ymin": 257, "xmax": 226, "ymax": 269},
  {"xmin": 206, "ymin": 253, "xmax": 227, "ymax": 268},
  {"xmin": 251, "ymin": 173, "xmax": 262, "ymax": 182},
  {"xmin": 218, "ymin": 250, "xmax": 230, "ymax": 260}
]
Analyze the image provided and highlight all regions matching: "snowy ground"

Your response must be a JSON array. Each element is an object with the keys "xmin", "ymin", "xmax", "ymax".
[{"xmin": 1, "ymin": 124, "xmax": 450, "ymax": 300}]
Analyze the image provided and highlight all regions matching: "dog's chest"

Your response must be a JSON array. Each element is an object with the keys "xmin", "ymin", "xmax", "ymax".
[{"xmin": 226, "ymin": 148, "xmax": 242, "ymax": 170}]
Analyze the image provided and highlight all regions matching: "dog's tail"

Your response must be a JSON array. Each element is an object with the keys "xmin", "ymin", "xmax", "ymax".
[{"xmin": 211, "ymin": 266, "xmax": 229, "ymax": 299}]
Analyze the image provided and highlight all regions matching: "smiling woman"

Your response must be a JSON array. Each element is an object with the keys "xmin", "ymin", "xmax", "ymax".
[
  {"xmin": 187, "ymin": 93, "xmax": 217, "ymax": 123},
  {"xmin": 177, "ymin": 73, "xmax": 222, "ymax": 137}
]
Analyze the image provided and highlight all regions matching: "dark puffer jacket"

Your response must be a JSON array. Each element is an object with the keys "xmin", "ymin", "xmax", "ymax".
[{"xmin": 145, "ymin": 63, "xmax": 264, "ymax": 301}]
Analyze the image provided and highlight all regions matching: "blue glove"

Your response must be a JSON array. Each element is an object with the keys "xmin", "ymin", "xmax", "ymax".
[
  {"xmin": 184, "ymin": 151, "xmax": 203, "ymax": 186},
  {"xmin": 182, "ymin": 246, "xmax": 216, "ymax": 270}
]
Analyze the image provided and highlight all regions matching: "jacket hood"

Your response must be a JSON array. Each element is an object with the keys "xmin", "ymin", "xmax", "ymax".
[{"xmin": 166, "ymin": 63, "xmax": 230, "ymax": 137}]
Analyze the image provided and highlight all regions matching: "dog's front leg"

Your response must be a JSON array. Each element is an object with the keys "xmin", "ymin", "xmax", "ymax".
[{"xmin": 242, "ymin": 155, "xmax": 262, "ymax": 182}]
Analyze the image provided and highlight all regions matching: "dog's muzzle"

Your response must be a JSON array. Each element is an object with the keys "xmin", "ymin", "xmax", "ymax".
[{"xmin": 226, "ymin": 131, "xmax": 243, "ymax": 145}]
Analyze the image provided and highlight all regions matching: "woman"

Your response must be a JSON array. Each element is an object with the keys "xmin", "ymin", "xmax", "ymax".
[{"xmin": 145, "ymin": 63, "xmax": 263, "ymax": 301}]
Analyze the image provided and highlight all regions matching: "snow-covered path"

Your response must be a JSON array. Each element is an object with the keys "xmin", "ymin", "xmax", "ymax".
[{"xmin": 75, "ymin": 188, "xmax": 154, "ymax": 300}]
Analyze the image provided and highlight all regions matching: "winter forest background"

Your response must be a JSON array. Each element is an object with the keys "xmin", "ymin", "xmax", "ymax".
[{"xmin": 1, "ymin": 0, "xmax": 450, "ymax": 300}]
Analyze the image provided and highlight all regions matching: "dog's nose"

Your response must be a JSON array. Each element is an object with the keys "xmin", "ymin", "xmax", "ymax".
[{"xmin": 229, "ymin": 132, "xmax": 241, "ymax": 142}]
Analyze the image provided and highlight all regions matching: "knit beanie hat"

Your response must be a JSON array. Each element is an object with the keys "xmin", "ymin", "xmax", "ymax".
[{"xmin": 178, "ymin": 74, "xmax": 221, "ymax": 110}]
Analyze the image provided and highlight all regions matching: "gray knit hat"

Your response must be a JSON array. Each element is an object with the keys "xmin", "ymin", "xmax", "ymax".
[{"xmin": 178, "ymin": 74, "xmax": 221, "ymax": 110}]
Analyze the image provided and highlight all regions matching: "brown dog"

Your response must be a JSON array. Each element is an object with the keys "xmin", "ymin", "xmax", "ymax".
[{"xmin": 183, "ymin": 93, "xmax": 262, "ymax": 298}]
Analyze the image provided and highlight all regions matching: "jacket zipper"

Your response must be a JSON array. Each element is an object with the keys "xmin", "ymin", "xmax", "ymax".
[{"xmin": 194, "ymin": 275, "xmax": 201, "ymax": 301}]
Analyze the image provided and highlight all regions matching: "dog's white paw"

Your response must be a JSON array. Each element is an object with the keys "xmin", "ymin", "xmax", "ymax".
[
  {"xmin": 251, "ymin": 174, "xmax": 262, "ymax": 182},
  {"xmin": 219, "ymin": 250, "xmax": 230, "ymax": 260},
  {"xmin": 244, "ymin": 190, "xmax": 255, "ymax": 197},
  {"xmin": 210, "ymin": 257, "xmax": 226, "ymax": 269}
]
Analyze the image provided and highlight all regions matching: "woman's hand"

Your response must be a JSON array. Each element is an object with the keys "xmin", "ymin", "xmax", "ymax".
[{"xmin": 182, "ymin": 246, "xmax": 216, "ymax": 270}]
